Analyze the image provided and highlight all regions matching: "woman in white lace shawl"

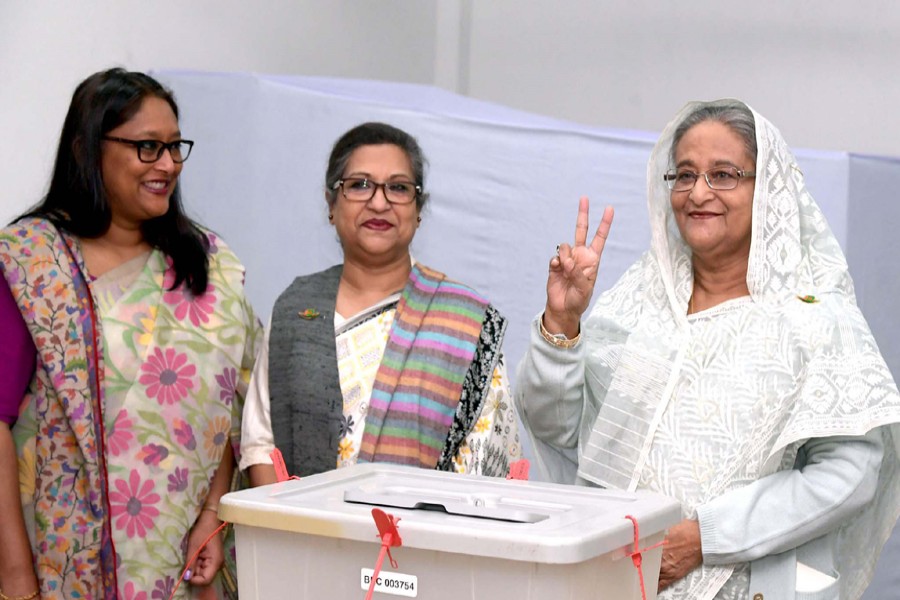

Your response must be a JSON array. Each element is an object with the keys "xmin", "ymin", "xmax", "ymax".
[{"xmin": 515, "ymin": 99, "xmax": 900, "ymax": 600}]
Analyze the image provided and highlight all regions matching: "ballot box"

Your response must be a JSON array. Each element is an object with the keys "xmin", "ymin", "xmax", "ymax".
[{"xmin": 220, "ymin": 463, "xmax": 681, "ymax": 599}]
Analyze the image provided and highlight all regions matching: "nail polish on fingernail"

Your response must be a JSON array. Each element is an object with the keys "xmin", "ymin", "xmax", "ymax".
[{"xmin": 184, "ymin": 569, "xmax": 192, "ymax": 581}]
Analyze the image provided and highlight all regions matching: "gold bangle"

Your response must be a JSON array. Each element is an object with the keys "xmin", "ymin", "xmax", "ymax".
[
  {"xmin": 201, "ymin": 504, "xmax": 219, "ymax": 514},
  {"xmin": 0, "ymin": 589, "xmax": 40, "ymax": 600},
  {"xmin": 539, "ymin": 315, "xmax": 581, "ymax": 349}
]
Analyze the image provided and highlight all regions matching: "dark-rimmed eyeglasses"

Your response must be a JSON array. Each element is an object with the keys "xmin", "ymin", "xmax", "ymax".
[
  {"xmin": 332, "ymin": 177, "xmax": 421, "ymax": 205},
  {"xmin": 664, "ymin": 166, "xmax": 755, "ymax": 191},
  {"xmin": 103, "ymin": 136, "xmax": 194, "ymax": 163}
]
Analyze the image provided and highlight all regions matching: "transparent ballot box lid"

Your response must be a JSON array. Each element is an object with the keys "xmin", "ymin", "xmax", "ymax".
[{"xmin": 221, "ymin": 463, "xmax": 680, "ymax": 565}]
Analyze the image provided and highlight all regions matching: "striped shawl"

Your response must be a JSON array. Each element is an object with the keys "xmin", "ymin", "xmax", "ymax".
[{"xmin": 357, "ymin": 263, "xmax": 491, "ymax": 468}]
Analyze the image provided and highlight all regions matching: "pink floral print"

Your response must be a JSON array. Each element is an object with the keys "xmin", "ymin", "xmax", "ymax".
[
  {"xmin": 172, "ymin": 418, "xmax": 197, "ymax": 450},
  {"xmin": 123, "ymin": 581, "xmax": 148, "ymax": 600},
  {"xmin": 162, "ymin": 268, "xmax": 217, "ymax": 326},
  {"xmin": 139, "ymin": 347, "xmax": 196, "ymax": 405},
  {"xmin": 108, "ymin": 410, "xmax": 135, "ymax": 456},
  {"xmin": 109, "ymin": 469, "xmax": 161, "ymax": 539}
]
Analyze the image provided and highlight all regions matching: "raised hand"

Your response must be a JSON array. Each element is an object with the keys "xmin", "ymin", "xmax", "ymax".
[{"xmin": 544, "ymin": 197, "xmax": 614, "ymax": 338}]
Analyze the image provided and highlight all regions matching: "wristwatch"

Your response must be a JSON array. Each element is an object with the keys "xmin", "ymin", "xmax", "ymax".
[{"xmin": 539, "ymin": 314, "xmax": 581, "ymax": 349}]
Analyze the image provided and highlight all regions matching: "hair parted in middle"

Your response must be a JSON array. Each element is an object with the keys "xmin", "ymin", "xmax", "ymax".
[{"xmin": 670, "ymin": 99, "xmax": 758, "ymax": 165}]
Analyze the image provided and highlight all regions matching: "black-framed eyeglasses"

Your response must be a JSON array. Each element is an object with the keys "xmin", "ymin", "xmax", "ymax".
[
  {"xmin": 332, "ymin": 177, "xmax": 421, "ymax": 205},
  {"xmin": 103, "ymin": 136, "xmax": 194, "ymax": 163},
  {"xmin": 664, "ymin": 166, "xmax": 755, "ymax": 191}
]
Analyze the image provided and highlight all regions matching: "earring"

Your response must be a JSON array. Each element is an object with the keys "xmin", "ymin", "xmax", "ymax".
[
  {"xmin": 328, "ymin": 214, "xmax": 334, "ymax": 222},
  {"xmin": 417, "ymin": 216, "xmax": 422, "ymax": 223}
]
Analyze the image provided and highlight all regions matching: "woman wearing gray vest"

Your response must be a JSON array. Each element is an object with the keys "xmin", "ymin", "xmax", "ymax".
[{"xmin": 240, "ymin": 122, "xmax": 521, "ymax": 485}]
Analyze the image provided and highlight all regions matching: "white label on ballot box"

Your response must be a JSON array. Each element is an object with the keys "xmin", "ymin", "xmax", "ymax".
[{"xmin": 360, "ymin": 568, "xmax": 418, "ymax": 597}]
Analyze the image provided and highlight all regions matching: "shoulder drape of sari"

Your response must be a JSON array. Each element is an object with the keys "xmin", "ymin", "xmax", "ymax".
[
  {"xmin": 355, "ymin": 263, "xmax": 504, "ymax": 468},
  {"xmin": 1, "ymin": 217, "xmax": 116, "ymax": 599},
  {"xmin": 1, "ymin": 219, "xmax": 262, "ymax": 599}
]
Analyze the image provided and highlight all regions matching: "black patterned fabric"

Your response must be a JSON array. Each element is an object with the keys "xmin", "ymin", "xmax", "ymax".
[{"xmin": 435, "ymin": 304, "xmax": 508, "ymax": 475}]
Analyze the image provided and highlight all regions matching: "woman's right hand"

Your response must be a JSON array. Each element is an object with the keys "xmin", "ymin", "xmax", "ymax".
[{"xmin": 544, "ymin": 197, "xmax": 614, "ymax": 338}]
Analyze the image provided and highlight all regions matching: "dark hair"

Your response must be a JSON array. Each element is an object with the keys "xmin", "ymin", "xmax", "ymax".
[
  {"xmin": 324, "ymin": 122, "xmax": 430, "ymax": 211},
  {"xmin": 671, "ymin": 100, "xmax": 758, "ymax": 165},
  {"xmin": 19, "ymin": 67, "xmax": 209, "ymax": 295}
]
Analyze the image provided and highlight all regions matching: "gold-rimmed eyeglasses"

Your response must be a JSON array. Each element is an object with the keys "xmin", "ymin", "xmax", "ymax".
[{"xmin": 664, "ymin": 166, "xmax": 755, "ymax": 191}]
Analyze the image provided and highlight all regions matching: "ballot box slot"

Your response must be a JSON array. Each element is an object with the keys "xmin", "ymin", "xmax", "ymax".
[{"xmin": 343, "ymin": 489, "xmax": 550, "ymax": 524}]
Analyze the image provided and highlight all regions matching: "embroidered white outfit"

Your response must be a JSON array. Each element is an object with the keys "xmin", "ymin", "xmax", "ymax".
[{"xmin": 516, "ymin": 100, "xmax": 900, "ymax": 599}]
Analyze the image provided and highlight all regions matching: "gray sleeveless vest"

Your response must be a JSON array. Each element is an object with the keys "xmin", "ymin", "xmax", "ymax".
[{"xmin": 268, "ymin": 265, "xmax": 344, "ymax": 477}]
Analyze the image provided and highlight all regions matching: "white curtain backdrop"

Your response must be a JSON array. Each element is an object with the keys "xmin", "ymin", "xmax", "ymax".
[{"xmin": 156, "ymin": 70, "xmax": 898, "ymax": 379}]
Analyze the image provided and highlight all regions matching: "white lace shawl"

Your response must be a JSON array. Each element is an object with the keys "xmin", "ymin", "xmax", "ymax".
[{"xmin": 575, "ymin": 100, "xmax": 900, "ymax": 599}]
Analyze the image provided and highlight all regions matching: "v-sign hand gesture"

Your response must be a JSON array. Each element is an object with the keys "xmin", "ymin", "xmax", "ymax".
[{"xmin": 543, "ymin": 198, "xmax": 614, "ymax": 339}]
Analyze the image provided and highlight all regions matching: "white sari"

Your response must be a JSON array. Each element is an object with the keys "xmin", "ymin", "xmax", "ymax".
[{"xmin": 529, "ymin": 100, "xmax": 900, "ymax": 599}]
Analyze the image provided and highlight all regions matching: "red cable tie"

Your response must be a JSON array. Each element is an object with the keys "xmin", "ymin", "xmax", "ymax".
[
  {"xmin": 507, "ymin": 458, "xmax": 531, "ymax": 481},
  {"xmin": 366, "ymin": 509, "xmax": 403, "ymax": 600},
  {"xmin": 625, "ymin": 514, "xmax": 667, "ymax": 600},
  {"xmin": 270, "ymin": 448, "xmax": 302, "ymax": 482}
]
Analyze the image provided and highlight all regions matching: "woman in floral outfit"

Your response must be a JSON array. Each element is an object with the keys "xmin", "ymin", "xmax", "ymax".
[{"xmin": 0, "ymin": 68, "xmax": 261, "ymax": 599}]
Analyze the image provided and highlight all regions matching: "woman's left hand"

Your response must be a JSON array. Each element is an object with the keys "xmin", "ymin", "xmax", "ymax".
[
  {"xmin": 185, "ymin": 510, "xmax": 225, "ymax": 592},
  {"xmin": 658, "ymin": 519, "xmax": 703, "ymax": 591}
]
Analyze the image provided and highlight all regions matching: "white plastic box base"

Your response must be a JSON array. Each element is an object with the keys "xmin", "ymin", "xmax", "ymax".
[
  {"xmin": 234, "ymin": 525, "xmax": 665, "ymax": 599},
  {"xmin": 222, "ymin": 463, "xmax": 680, "ymax": 600}
]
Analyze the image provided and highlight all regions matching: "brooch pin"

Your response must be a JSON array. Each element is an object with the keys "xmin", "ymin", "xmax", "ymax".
[
  {"xmin": 797, "ymin": 295, "xmax": 819, "ymax": 304},
  {"xmin": 298, "ymin": 308, "xmax": 321, "ymax": 320}
]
